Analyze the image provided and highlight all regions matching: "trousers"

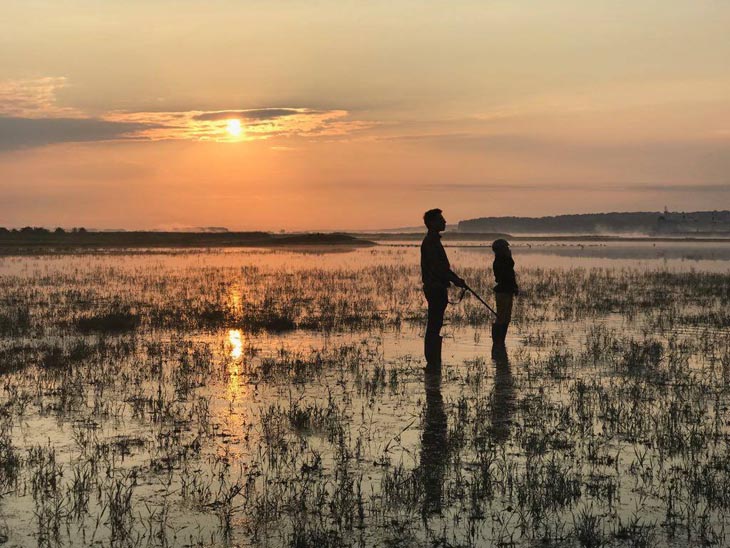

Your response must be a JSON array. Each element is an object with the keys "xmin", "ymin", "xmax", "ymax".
[
  {"xmin": 424, "ymin": 287, "xmax": 448, "ymax": 337},
  {"xmin": 495, "ymin": 292, "xmax": 513, "ymax": 324}
]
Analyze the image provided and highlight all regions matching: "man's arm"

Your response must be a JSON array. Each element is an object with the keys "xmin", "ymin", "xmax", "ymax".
[
  {"xmin": 423, "ymin": 241, "xmax": 466, "ymax": 287},
  {"xmin": 447, "ymin": 266, "xmax": 467, "ymax": 288}
]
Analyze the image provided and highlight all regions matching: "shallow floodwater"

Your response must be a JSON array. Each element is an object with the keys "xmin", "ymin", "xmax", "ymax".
[
  {"xmin": 2, "ymin": 238, "xmax": 730, "ymax": 276},
  {"xmin": 0, "ymin": 242, "xmax": 729, "ymax": 547}
]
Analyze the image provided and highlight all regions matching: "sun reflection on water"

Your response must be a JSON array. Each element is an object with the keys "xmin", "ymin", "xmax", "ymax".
[
  {"xmin": 217, "ymin": 328, "xmax": 251, "ymax": 459},
  {"xmin": 226, "ymin": 329, "xmax": 246, "ymax": 401},
  {"xmin": 229, "ymin": 329, "xmax": 243, "ymax": 360},
  {"xmin": 228, "ymin": 284, "xmax": 243, "ymax": 318}
]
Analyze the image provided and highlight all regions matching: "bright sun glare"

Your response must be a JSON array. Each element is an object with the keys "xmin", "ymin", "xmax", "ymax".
[
  {"xmin": 226, "ymin": 119, "xmax": 242, "ymax": 137},
  {"xmin": 228, "ymin": 329, "xmax": 243, "ymax": 360}
]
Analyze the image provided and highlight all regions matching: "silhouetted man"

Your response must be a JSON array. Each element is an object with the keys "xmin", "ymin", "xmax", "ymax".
[
  {"xmin": 421, "ymin": 209, "xmax": 466, "ymax": 372},
  {"xmin": 491, "ymin": 238, "xmax": 518, "ymax": 346}
]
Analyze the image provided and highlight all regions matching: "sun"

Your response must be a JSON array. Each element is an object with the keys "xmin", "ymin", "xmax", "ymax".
[{"xmin": 226, "ymin": 118, "xmax": 242, "ymax": 137}]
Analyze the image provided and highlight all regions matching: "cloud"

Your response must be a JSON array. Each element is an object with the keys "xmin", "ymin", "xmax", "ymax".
[
  {"xmin": 0, "ymin": 77, "xmax": 153, "ymax": 151},
  {"xmin": 0, "ymin": 107, "xmax": 371, "ymax": 151},
  {"xmin": 381, "ymin": 129, "xmax": 730, "ymax": 158},
  {"xmin": 0, "ymin": 117, "xmax": 158, "ymax": 151},
  {"xmin": 0, "ymin": 77, "xmax": 82, "ymax": 118},
  {"xmin": 0, "ymin": 77, "xmax": 373, "ymax": 150},
  {"xmin": 192, "ymin": 108, "xmax": 321, "ymax": 122},
  {"xmin": 410, "ymin": 182, "xmax": 730, "ymax": 193},
  {"xmin": 306, "ymin": 180, "xmax": 730, "ymax": 194},
  {"xmin": 377, "ymin": 132, "xmax": 542, "ymax": 148},
  {"xmin": 107, "ymin": 108, "xmax": 372, "ymax": 142}
]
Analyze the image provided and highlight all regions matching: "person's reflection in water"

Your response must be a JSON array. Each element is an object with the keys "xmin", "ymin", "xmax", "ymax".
[
  {"xmin": 421, "ymin": 371, "xmax": 448, "ymax": 517},
  {"xmin": 491, "ymin": 345, "xmax": 515, "ymax": 444}
]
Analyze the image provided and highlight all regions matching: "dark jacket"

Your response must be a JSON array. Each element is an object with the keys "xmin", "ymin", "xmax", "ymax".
[
  {"xmin": 421, "ymin": 231, "xmax": 460, "ymax": 291},
  {"xmin": 493, "ymin": 254, "xmax": 518, "ymax": 294}
]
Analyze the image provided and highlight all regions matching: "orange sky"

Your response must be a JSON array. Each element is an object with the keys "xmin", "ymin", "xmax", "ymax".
[{"xmin": 1, "ymin": 1, "xmax": 728, "ymax": 230}]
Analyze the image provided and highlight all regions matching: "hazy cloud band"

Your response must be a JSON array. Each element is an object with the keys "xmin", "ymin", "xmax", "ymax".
[{"xmin": 0, "ymin": 117, "xmax": 157, "ymax": 151}]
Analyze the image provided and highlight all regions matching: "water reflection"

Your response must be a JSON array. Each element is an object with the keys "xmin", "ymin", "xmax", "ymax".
[
  {"xmin": 211, "ymin": 329, "xmax": 251, "ymax": 462},
  {"xmin": 491, "ymin": 346, "xmax": 515, "ymax": 443},
  {"xmin": 228, "ymin": 329, "xmax": 243, "ymax": 360},
  {"xmin": 229, "ymin": 284, "xmax": 243, "ymax": 318},
  {"xmin": 421, "ymin": 372, "xmax": 447, "ymax": 516},
  {"xmin": 459, "ymin": 241, "xmax": 730, "ymax": 272},
  {"xmin": 227, "ymin": 329, "xmax": 244, "ymax": 398}
]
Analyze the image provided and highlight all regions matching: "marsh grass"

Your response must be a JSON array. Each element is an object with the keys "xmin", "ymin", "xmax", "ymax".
[
  {"xmin": 75, "ymin": 308, "xmax": 140, "ymax": 333},
  {"xmin": 0, "ymin": 247, "xmax": 728, "ymax": 546},
  {"xmin": 0, "ymin": 305, "xmax": 30, "ymax": 336}
]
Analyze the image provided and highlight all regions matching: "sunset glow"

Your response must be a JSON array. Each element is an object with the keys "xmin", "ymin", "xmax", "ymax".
[{"xmin": 0, "ymin": 1, "xmax": 728, "ymax": 230}]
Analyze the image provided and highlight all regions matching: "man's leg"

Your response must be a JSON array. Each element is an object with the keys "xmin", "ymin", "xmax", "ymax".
[{"xmin": 425, "ymin": 288, "xmax": 448, "ymax": 371}]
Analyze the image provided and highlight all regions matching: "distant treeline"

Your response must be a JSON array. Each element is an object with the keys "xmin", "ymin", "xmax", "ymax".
[
  {"xmin": 0, "ymin": 226, "xmax": 87, "ymax": 234},
  {"xmin": 0, "ymin": 226, "xmax": 229, "ymax": 234},
  {"xmin": 458, "ymin": 211, "xmax": 730, "ymax": 235}
]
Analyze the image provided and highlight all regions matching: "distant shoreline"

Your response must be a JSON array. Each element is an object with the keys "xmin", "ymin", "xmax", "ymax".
[
  {"xmin": 359, "ymin": 232, "xmax": 730, "ymax": 244},
  {"xmin": 457, "ymin": 210, "xmax": 730, "ymax": 235},
  {"xmin": 0, "ymin": 232, "xmax": 375, "ymax": 255},
  {"xmin": 2, "ymin": 231, "xmax": 730, "ymax": 256}
]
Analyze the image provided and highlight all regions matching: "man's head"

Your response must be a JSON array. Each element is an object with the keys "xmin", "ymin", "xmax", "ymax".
[{"xmin": 423, "ymin": 208, "xmax": 446, "ymax": 232}]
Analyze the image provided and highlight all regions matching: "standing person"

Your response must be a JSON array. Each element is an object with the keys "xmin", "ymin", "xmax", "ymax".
[
  {"xmin": 491, "ymin": 239, "xmax": 518, "ymax": 346},
  {"xmin": 421, "ymin": 209, "xmax": 467, "ymax": 372}
]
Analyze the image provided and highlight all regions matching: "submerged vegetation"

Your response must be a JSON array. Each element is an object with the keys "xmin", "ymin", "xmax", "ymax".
[{"xmin": 0, "ymin": 246, "xmax": 728, "ymax": 546}]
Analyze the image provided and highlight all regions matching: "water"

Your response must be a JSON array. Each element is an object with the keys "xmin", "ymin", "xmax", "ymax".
[{"xmin": 0, "ymin": 241, "xmax": 729, "ymax": 546}]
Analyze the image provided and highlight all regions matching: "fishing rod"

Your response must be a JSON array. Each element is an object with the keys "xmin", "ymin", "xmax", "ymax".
[
  {"xmin": 465, "ymin": 285, "xmax": 498, "ymax": 317},
  {"xmin": 448, "ymin": 283, "xmax": 498, "ymax": 317}
]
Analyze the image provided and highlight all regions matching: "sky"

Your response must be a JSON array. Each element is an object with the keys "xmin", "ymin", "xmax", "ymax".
[{"xmin": 0, "ymin": 0, "xmax": 728, "ymax": 231}]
